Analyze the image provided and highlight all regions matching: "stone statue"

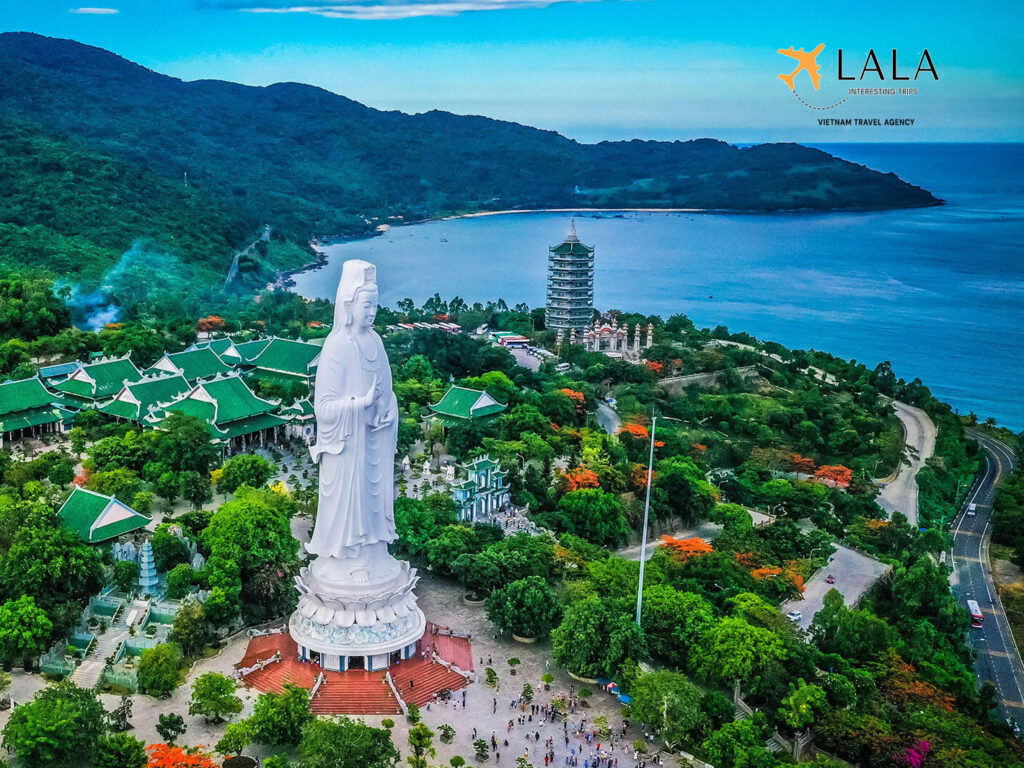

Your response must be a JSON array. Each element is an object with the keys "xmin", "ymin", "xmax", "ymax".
[
  {"xmin": 307, "ymin": 260, "xmax": 399, "ymax": 586},
  {"xmin": 290, "ymin": 259, "xmax": 425, "ymax": 671}
]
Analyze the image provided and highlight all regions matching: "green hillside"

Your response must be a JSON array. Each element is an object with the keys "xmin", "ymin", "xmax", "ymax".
[{"xmin": 0, "ymin": 32, "xmax": 940, "ymax": 301}]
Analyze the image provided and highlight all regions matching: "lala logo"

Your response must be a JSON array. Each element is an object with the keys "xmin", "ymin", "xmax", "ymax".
[{"xmin": 776, "ymin": 44, "xmax": 939, "ymax": 109}]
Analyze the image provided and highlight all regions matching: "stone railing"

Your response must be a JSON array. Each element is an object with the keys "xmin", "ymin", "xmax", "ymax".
[
  {"xmin": 235, "ymin": 651, "xmax": 281, "ymax": 679},
  {"xmin": 385, "ymin": 670, "xmax": 408, "ymax": 715},
  {"xmin": 309, "ymin": 671, "xmax": 325, "ymax": 700}
]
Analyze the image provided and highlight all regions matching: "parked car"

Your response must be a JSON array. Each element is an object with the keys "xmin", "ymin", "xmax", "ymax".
[
  {"xmin": 826, "ymin": 574, "xmax": 836, "ymax": 584},
  {"xmin": 785, "ymin": 610, "xmax": 803, "ymax": 623}
]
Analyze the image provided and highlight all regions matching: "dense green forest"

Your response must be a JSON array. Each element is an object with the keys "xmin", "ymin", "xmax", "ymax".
[{"xmin": 0, "ymin": 32, "xmax": 938, "ymax": 305}]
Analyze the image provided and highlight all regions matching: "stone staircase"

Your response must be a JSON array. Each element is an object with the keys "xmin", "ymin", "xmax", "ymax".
[{"xmin": 72, "ymin": 629, "xmax": 124, "ymax": 688}]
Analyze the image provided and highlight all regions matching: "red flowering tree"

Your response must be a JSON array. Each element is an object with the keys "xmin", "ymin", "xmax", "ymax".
[
  {"xmin": 561, "ymin": 466, "xmax": 600, "ymax": 491},
  {"xmin": 147, "ymin": 744, "xmax": 217, "ymax": 768},
  {"xmin": 660, "ymin": 536, "xmax": 713, "ymax": 561},
  {"xmin": 815, "ymin": 465, "xmax": 853, "ymax": 488},
  {"xmin": 196, "ymin": 315, "xmax": 226, "ymax": 332}
]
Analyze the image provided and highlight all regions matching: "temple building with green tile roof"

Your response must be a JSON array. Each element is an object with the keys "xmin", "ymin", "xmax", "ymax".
[
  {"xmin": 451, "ymin": 454, "xmax": 510, "ymax": 522},
  {"xmin": 98, "ymin": 374, "xmax": 191, "ymax": 423},
  {"xmin": 58, "ymin": 486, "xmax": 150, "ymax": 544},
  {"xmin": 243, "ymin": 337, "xmax": 321, "ymax": 385},
  {"xmin": 147, "ymin": 347, "xmax": 235, "ymax": 383},
  {"xmin": 187, "ymin": 337, "xmax": 244, "ymax": 365},
  {"xmin": 233, "ymin": 338, "xmax": 273, "ymax": 363},
  {"xmin": 281, "ymin": 397, "xmax": 316, "ymax": 444},
  {"xmin": 427, "ymin": 385, "xmax": 507, "ymax": 428},
  {"xmin": 149, "ymin": 373, "xmax": 292, "ymax": 454},
  {"xmin": 50, "ymin": 356, "xmax": 144, "ymax": 407},
  {"xmin": 0, "ymin": 377, "xmax": 76, "ymax": 448}
]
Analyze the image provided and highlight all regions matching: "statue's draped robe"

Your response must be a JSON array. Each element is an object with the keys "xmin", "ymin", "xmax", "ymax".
[{"xmin": 308, "ymin": 329, "xmax": 398, "ymax": 558}]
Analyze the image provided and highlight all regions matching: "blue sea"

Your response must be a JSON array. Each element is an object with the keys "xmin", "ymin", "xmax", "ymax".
[{"xmin": 291, "ymin": 143, "xmax": 1024, "ymax": 430}]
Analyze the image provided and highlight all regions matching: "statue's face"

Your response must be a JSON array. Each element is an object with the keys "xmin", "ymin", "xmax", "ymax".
[{"xmin": 353, "ymin": 286, "xmax": 379, "ymax": 330}]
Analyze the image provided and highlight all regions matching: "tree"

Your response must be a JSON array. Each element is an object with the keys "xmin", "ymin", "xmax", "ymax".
[
  {"xmin": 151, "ymin": 524, "xmax": 192, "ymax": 572},
  {"xmin": 473, "ymin": 739, "xmax": 490, "ymax": 762},
  {"xmin": 156, "ymin": 713, "xmax": 187, "ymax": 745},
  {"xmin": 701, "ymin": 717, "xmax": 778, "ymax": 768},
  {"xmin": 653, "ymin": 456, "xmax": 718, "ymax": 523},
  {"xmin": 216, "ymin": 719, "xmax": 255, "ymax": 756},
  {"xmin": 407, "ymin": 722, "xmax": 436, "ymax": 768},
  {"xmin": 138, "ymin": 643, "xmax": 182, "ymax": 697},
  {"xmin": 94, "ymin": 733, "xmax": 147, "ymax": 768},
  {"xmin": 552, "ymin": 595, "xmax": 645, "ymax": 679},
  {"xmin": 107, "ymin": 694, "xmax": 133, "ymax": 732},
  {"xmin": 0, "ymin": 526, "xmax": 103, "ymax": 615},
  {"xmin": 486, "ymin": 576, "xmax": 561, "ymax": 638},
  {"xmin": 694, "ymin": 617, "xmax": 786, "ymax": 686},
  {"xmin": 0, "ymin": 595, "xmax": 53, "ymax": 669},
  {"xmin": 113, "ymin": 560, "xmax": 139, "ymax": 594},
  {"xmin": 155, "ymin": 471, "xmax": 181, "ymax": 504},
  {"xmin": 626, "ymin": 671, "xmax": 703, "ymax": 746},
  {"xmin": 640, "ymin": 585, "xmax": 714, "ymax": 669},
  {"xmin": 298, "ymin": 716, "xmax": 400, "ymax": 768},
  {"xmin": 132, "ymin": 490, "xmax": 155, "ymax": 516},
  {"xmin": 180, "ymin": 470, "xmax": 213, "ymax": 510},
  {"xmin": 1, "ymin": 681, "xmax": 106, "ymax": 768},
  {"xmin": 166, "ymin": 563, "xmax": 194, "ymax": 599},
  {"xmin": 219, "ymin": 454, "xmax": 276, "ymax": 494},
  {"xmin": 809, "ymin": 589, "xmax": 891, "ymax": 662},
  {"xmin": 189, "ymin": 672, "xmax": 243, "ymax": 723},
  {"xmin": 146, "ymin": 743, "xmax": 217, "ymax": 768},
  {"xmin": 155, "ymin": 412, "xmax": 220, "ymax": 474},
  {"xmin": 554, "ymin": 489, "xmax": 631, "ymax": 547},
  {"xmin": 171, "ymin": 600, "xmax": 210, "ymax": 657},
  {"xmin": 249, "ymin": 683, "xmax": 313, "ymax": 748},
  {"xmin": 204, "ymin": 488, "xmax": 300, "ymax": 622},
  {"xmin": 779, "ymin": 679, "xmax": 827, "ymax": 732}
]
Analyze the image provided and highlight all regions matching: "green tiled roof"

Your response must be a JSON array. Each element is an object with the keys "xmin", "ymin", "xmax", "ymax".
[
  {"xmin": 0, "ymin": 404, "xmax": 69, "ymax": 432},
  {"xmin": 192, "ymin": 338, "xmax": 241, "ymax": 361},
  {"xmin": 52, "ymin": 358, "xmax": 142, "ymax": 401},
  {"xmin": 428, "ymin": 386, "xmax": 507, "ymax": 422},
  {"xmin": 0, "ymin": 377, "xmax": 55, "ymax": 417},
  {"xmin": 247, "ymin": 369, "xmax": 308, "ymax": 386},
  {"xmin": 234, "ymin": 339, "xmax": 272, "ymax": 363},
  {"xmin": 58, "ymin": 486, "xmax": 149, "ymax": 544},
  {"xmin": 202, "ymin": 376, "xmax": 278, "ymax": 422},
  {"xmin": 162, "ymin": 375, "xmax": 277, "ymax": 426},
  {"xmin": 214, "ymin": 413, "xmax": 291, "ymax": 440},
  {"xmin": 248, "ymin": 338, "xmax": 320, "ymax": 377},
  {"xmin": 282, "ymin": 398, "xmax": 314, "ymax": 418},
  {"xmin": 549, "ymin": 241, "xmax": 594, "ymax": 256},
  {"xmin": 149, "ymin": 348, "xmax": 233, "ymax": 382},
  {"xmin": 98, "ymin": 375, "xmax": 190, "ymax": 422}
]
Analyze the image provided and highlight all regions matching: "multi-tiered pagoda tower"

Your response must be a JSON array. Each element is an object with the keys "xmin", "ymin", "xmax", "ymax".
[{"xmin": 545, "ymin": 220, "xmax": 594, "ymax": 334}]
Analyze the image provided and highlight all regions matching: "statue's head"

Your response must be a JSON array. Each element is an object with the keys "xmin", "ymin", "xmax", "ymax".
[{"xmin": 336, "ymin": 260, "xmax": 379, "ymax": 331}]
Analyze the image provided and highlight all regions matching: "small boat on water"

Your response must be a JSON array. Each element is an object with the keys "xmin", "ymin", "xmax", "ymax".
[{"xmin": 440, "ymin": 233, "xmax": 448, "ymax": 242}]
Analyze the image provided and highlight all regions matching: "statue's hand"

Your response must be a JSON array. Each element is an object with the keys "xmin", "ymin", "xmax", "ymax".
[{"xmin": 361, "ymin": 377, "xmax": 378, "ymax": 408}]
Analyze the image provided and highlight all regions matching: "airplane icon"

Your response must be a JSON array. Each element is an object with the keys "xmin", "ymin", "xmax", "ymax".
[{"xmin": 777, "ymin": 44, "xmax": 825, "ymax": 91}]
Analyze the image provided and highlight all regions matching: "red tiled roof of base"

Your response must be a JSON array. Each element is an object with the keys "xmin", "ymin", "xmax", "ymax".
[
  {"xmin": 391, "ymin": 658, "xmax": 469, "ymax": 707},
  {"xmin": 237, "ymin": 626, "xmax": 473, "ymax": 714},
  {"xmin": 424, "ymin": 621, "xmax": 475, "ymax": 672}
]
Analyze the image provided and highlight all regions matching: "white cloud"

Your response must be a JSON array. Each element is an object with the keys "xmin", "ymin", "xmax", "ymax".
[
  {"xmin": 223, "ymin": 0, "xmax": 603, "ymax": 21},
  {"xmin": 68, "ymin": 6, "xmax": 120, "ymax": 13}
]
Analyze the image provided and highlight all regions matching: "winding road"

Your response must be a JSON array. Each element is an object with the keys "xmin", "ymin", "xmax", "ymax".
[
  {"xmin": 951, "ymin": 430, "xmax": 1023, "ymax": 722},
  {"xmin": 876, "ymin": 401, "xmax": 936, "ymax": 527}
]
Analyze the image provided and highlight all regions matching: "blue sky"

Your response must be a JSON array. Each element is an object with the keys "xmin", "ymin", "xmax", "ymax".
[{"xmin": 3, "ymin": 0, "xmax": 1022, "ymax": 142}]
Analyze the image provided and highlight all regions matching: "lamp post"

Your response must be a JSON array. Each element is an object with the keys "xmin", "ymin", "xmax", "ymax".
[{"xmin": 635, "ymin": 416, "xmax": 657, "ymax": 626}]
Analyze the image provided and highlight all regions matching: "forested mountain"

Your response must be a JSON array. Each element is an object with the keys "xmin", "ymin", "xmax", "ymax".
[{"xmin": 0, "ymin": 32, "xmax": 938, "ymax": 291}]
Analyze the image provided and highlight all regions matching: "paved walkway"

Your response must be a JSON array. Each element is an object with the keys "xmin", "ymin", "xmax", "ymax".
[{"xmin": 876, "ymin": 401, "xmax": 936, "ymax": 527}]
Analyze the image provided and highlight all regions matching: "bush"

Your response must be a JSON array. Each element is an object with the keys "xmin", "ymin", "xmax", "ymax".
[
  {"xmin": 137, "ymin": 643, "xmax": 181, "ymax": 697},
  {"xmin": 485, "ymin": 576, "xmax": 561, "ymax": 638}
]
